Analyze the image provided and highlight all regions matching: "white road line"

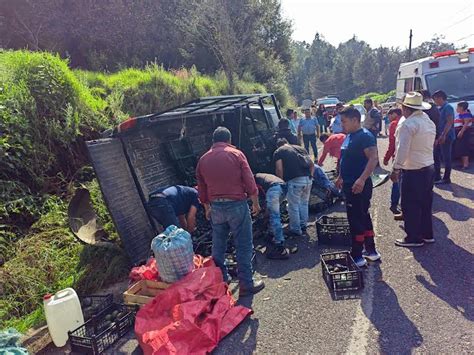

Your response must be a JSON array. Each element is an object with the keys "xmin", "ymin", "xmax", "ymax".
[{"xmin": 346, "ymin": 209, "xmax": 378, "ymax": 355}]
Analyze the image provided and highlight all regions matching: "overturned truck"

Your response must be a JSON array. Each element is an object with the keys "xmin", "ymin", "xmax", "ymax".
[{"xmin": 86, "ymin": 94, "xmax": 331, "ymax": 265}]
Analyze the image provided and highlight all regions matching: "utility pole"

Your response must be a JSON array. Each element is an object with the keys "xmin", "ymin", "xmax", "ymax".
[{"xmin": 408, "ymin": 29, "xmax": 413, "ymax": 61}]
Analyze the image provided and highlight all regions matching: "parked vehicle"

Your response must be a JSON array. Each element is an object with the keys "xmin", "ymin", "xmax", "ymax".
[{"xmin": 397, "ymin": 48, "xmax": 474, "ymax": 154}]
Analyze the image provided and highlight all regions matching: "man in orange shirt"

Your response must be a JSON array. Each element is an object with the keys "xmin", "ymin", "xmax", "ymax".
[
  {"xmin": 318, "ymin": 133, "xmax": 346, "ymax": 170},
  {"xmin": 383, "ymin": 108, "xmax": 403, "ymax": 214}
]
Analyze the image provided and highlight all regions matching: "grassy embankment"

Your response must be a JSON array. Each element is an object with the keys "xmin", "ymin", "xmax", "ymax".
[
  {"xmin": 348, "ymin": 89, "xmax": 396, "ymax": 105},
  {"xmin": 0, "ymin": 50, "xmax": 266, "ymax": 332}
]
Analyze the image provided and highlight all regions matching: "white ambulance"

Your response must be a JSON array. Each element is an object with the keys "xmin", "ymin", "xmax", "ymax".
[{"xmin": 396, "ymin": 48, "xmax": 474, "ymax": 114}]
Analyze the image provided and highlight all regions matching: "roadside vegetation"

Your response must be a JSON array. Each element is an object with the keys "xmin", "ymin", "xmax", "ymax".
[
  {"xmin": 0, "ymin": 50, "xmax": 266, "ymax": 332},
  {"xmin": 348, "ymin": 90, "xmax": 397, "ymax": 105}
]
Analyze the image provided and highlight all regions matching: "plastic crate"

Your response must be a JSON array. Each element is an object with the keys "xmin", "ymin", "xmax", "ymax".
[
  {"xmin": 321, "ymin": 252, "xmax": 364, "ymax": 293},
  {"xmin": 80, "ymin": 294, "xmax": 113, "ymax": 321},
  {"xmin": 69, "ymin": 303, "xmax": 138, "ymax": 354},
  {"xmin": 316, "ymin": 215, "xmax": 351, "ymax": 246}
]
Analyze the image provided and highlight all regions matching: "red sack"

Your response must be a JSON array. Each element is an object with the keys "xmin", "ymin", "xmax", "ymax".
[
  {"xmin": 135, "ymin": 266, "xmax": 252, "ymax": 354},
  {"xmin": 129, "ymin": 255, "xmax": 214, "ymax": 283}
]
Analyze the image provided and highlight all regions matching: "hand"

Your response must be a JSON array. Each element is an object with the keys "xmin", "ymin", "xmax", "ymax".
[
  {"xmin": 252, "ymin": 203, "xmax": 261, "ymax": 216},
  {"xmin": 383, "ymin": 159, "xmax": 389, "ymax": 166},
  {"xmin": 438, "ymin": 136, "xmax": 446, "ymax": 145},
  {"xmin": 390, "ymin": 170, "xmax": 400, "ymax": 182},
  {"xmin": 351, "ymin": 178, "xmax": 365, "ymax": 194},
  {"xmin": 204, "ymin": 205, "xmax": 211, "ymax": 221},
  {"xmin": 335, "ymin": 176, "xmax": 343, "ymax": 190}
]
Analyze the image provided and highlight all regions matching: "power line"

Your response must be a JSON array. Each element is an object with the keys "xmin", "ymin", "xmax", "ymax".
[
  {"xmin": 453, "ymin": 33, "xmax": 474, "ymax": 43},
  {"xmin": 441, "ymin": 14, "xmax": 474, "ymax": 32}
]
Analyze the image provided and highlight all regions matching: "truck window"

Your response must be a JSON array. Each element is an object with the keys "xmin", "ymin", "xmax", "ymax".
[
  {"xmin": 414, "ymin": 77, "xmax": 423, "ymax": 91},
  {"xmin": 404, "ymin": 78, "xmax": 414, "ymax": 92},
  {"xmin": 425, "ymin": 67, "xmax": 474, "ymax": 100}
]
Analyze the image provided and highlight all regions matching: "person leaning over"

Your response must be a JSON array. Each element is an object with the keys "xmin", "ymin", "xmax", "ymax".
[
  {"xmin": 273, "ymin": 138, "xmax": 314, "ymax": 237},
  {"xmin": 390, "ymin": 92, "xmax": 436, "ymax": 247},
  {"xmin": 147, "ymin": 185, "xmax": 200, "ymax": 233},
  {"xmin": 318, "ymin": 132, "xmax": 346, "ymax": 170},
  {"xmin": 335, "ymin": 106, "xmax": 380, "ymax": 267},
  {"xmin": 275, "ymin": 118, "xmax": 298, "ymax": 145},
  {"xmin": 254, "ymin": 173, "xmax": 289, "ymax": 260},
  {"xmin": 196, "ymin": 127, "xmax": 265, "ymax": 296}
]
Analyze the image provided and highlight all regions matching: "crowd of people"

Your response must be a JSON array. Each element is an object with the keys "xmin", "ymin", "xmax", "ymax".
[{"xmin": 145, "ymin": 90, "xmax": 472, "ymax": 296}]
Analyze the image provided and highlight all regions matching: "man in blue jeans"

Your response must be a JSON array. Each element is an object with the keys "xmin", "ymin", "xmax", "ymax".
[
  {"xmin": 196, "ymin": 127, "xmax": 265, "ymax": 296},
  {"xmin": 432, "ymin": 90, "xmax": 455, "ymax": 184},
  {"xmin": 147, "ymin": 185, "xmax": 200, "ymax": 233},
  {"xmin": 254, "ymin": 173, "xmax": 289, "ymax": 259},
  {"xmin": 273, "ymin": 139, "xmax": 314, "ymax": 237},
  {"xmin": 298, "ymin": 108, "xmax": 319, "ymax": 160},
  {"xmin": 336, "ymin": 106, "xmax": 379, "ymax": 267}
]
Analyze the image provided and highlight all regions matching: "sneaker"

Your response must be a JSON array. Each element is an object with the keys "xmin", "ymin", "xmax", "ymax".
[
  {"xmin": 390, "ymin": 205, "xmax": 401, "ymax": 214},
  {"xmin": 395, "ymin": 238, "xmax": 424, "ymax": 247},
  {"xmin": 363, "ymin": 251, "xmax": 381, "ymax": 261},
  {"xmin": 266, "ymin": 244, "xmax": 290, "ymax": 260},
  {"xmin": 239, "ymin": 280, "xmax": 265, "ymax": 296},
  {"xmin": 423, "ymin": 238, "xmax": 435, "ymax": 244},
  {"xmin": 352, "ymin": 256, "xmax": 367, "ymax": 268},
  {"xmin": 394, "ymin": 213, "xmax": 404, "ymax": 221}
]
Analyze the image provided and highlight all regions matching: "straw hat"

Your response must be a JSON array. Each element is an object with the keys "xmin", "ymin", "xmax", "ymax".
[{"xmin": 402, "ymin": 92, "xmax": 431, "ymax": 110}]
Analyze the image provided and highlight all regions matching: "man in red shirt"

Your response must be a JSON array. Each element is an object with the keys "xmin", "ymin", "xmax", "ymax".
[
  {"xmin": 196, "ymin": 127, "xmax": 265, "ymax": 296},
  {"xmin": 383, "ymin": 107, "xmax": 403, "ymax": 214},
  {"xmin": 318, "ymin": 133, "xmax": 346, "ymax": 169}
]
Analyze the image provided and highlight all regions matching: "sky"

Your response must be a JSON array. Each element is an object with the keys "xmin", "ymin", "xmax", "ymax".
[{"xmin": 280, "ymin": 0, "xmax": 474, "ymax": 49}]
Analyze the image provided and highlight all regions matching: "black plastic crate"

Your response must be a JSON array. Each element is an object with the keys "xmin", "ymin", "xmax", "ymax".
[
  {"xmin": 321, "ymin": 252, "xmax": 364, "ymax": 293},
  {"xmin": 80, "ymin": 294, "xmax": 113, "ymax": 322},
  {"xmin": 69, "ymin": 303, "xmax": 138, "ymax": 354},
  {"xmin": 316, "ymin": 215, "xmax": 351, "ymax": 246}
]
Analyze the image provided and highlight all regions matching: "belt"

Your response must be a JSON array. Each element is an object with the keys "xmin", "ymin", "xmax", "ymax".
[
  {"xmin": 149, "ymin": 193, "xmax": 166, "ymax": 199},
  {"xmin": 402, "ymin": 164, "xmax": 434, "ymax": 173},
  {"xmin": 212, "ymin": 198, "xmax": 236, "ymax": 202}
]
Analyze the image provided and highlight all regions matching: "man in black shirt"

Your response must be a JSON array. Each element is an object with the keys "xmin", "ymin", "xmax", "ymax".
[
  {"xmin": 254, "ymin": 173, "xmax": 289, "ymax": 259},
  {"xmin": 273, "ymin": 139, "xmax": 313, "ymax": 236},
  {"xmin": 147, "ymin": 185, "xmax": 200, "ymax": 233},
  {"xmin": 275, "ymin": 118, "xmax": 298, "ymax": 145}
]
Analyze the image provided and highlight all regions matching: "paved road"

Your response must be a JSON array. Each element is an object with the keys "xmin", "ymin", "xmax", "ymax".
[{"xmin": 53, "ymin": 137, "xmax": 474, "ymax": 354}]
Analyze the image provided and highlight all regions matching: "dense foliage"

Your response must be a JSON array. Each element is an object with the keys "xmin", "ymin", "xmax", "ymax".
[{"xmin": 289, "ymin": 35, "xmax": 456, "ymax": 102}]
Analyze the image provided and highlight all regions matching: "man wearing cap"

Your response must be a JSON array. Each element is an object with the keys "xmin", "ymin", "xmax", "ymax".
[
  {"xmin": 432, "ymin": 90, "xmax": 455, "ymax": 184},
  {"xmin": 196, "ymin": 127, "xmax": 265, "ymax": 296},
  {"xmin": 391, "ymin": 92, "xmax": 436, "ymax": 247}
]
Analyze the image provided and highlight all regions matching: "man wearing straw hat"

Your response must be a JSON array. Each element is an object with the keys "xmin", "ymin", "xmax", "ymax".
[{"xmin": 390, "ymin": 92, "xmax": 436, "ymax": 247}]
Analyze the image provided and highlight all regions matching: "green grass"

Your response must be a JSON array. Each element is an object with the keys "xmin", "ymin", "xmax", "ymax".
[{"xmin": 348, "ymin": 90, "xmax": 396, "ymax": 105}]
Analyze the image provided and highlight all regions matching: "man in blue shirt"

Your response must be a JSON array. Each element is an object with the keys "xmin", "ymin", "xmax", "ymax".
[
  {"xmin": 432, "ymin": 90, "xmax": 455, "ymax": 184},
  {"xmin": 335, "ymin": 106, "xmax": 379, "ymax": 267},
  {"xmin": 147, "ymin": 185, "xmax": 200, "ymax": 233},
  {"xmin": 330, "ymin": 103, "xmax": 344, "ymax": 134},
  {"xmin": 298, "ymin": 108, "xmax": 319, "ymax": 159}
]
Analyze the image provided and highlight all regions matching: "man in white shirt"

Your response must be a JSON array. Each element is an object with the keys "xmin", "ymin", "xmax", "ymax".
[{"xmin": 390, "ymin": 92, "xmax": 436, "ymax": 247}]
